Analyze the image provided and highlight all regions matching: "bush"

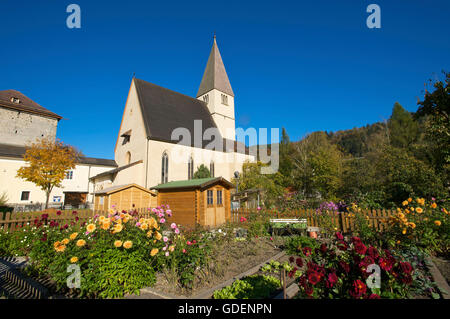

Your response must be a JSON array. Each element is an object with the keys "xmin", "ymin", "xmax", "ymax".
[{"xmin": 284, "ymin": 236, "xmax": 319, "ymax": 256}]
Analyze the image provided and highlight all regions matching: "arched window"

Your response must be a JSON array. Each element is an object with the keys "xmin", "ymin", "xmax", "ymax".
[
  {"xmin": 210, "ymin": 161, "xmax": 215, "ymax": 178},
  {"xmin": 161, "ymin": 152, "xmax": 168, "ymax": 183},
  {"xmin": 188, "ymin": 156, "xmax": 194, "ymax": 180},
  {"xmin": 125, "ymin": 151, "xmax": 131, "ymax": 165}
]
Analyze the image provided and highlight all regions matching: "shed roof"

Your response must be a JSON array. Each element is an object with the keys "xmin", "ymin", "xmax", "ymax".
[
  {"xmin": 93, "ymin": 183, "xmax": 156, "ymax": 195},
  {"xmin": 151, "ymin": 177, "xmax": 234, "ymax": 191}
]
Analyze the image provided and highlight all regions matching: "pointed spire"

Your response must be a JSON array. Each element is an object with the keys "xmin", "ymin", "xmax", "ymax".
[{"xmin": 197, "ymin": 36, "xmax": 234, "ymax": 97}]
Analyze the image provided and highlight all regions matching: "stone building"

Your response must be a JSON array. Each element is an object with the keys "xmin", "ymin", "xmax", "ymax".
[{"xmin": 0, "ymin": 90, "xmax": 116, "ymax": 210}]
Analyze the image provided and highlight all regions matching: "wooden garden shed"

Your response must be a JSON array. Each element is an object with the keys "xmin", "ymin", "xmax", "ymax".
[
  {"xmin": 93, "ymin": 183, "xmax": 157, "ymax": 212},
  {"xmin": 151, "ymin": 177, "xmax": 233, "ymax": 228}
]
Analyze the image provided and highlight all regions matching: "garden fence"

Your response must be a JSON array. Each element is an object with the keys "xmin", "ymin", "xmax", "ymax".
[
  {"xmin": 0, "ymin": 207, "xmax": 154, "ymax": 232},
  {"xmin": 231, "ymin": 208, "xmax": 395, "ymax": 233}
]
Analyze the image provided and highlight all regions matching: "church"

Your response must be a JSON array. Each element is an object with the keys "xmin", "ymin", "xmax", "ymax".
[
  {"xmin": 0, "ymin": 37, "xmax": 255, "ymax": 210},
  {"xmin": 90, "ymin": 36, "xmax": 255, "ymax": 193}
]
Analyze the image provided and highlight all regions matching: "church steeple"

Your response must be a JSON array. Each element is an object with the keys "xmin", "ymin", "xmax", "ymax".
[{"xmin": 197, "ymin": 36, "xmax": 234, "ymax": 97}]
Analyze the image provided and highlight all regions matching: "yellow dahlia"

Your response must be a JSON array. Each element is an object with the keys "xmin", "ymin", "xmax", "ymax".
[
  {"xmin": 62, "ymin": 238, "xmax": 70, "ymax": 245},
  {"xmin": 69, "ymin": 232, "xmax": 78, "ymax": 240},
  {"xmin": 101, "ymin": 222, "xmax": 110, "ymax": 230},
  {"xmin": 70, "ymin": 257, "xmax": 78, "ymax": 263},
  {"xmin": 150, "ymin": 248, "xmax": 159, "ymax": 256},
  {"xmin": 415, "ymin": 207, "xmax": 423, "ymax": 214},
  {"xmin": 76, "ymin": 239, "xmax": 86, "ymax": 247},
  {"xmin": 86, "ymin": 223, "xmax": 96, "ymax": 232},
  {"xmin": 435, "ymin": 220, "xmax": 441, "ymax": 226},
  {"xmin": 114, "ymin": 240, "xmax": 123, "ymax": 248},
  {"xmin": 154, "ymin": 231, "xmax": 162, "ymax": 241},
  {"xmin": 123, "ymin": 240, "xmax": 133, "ymax": 249},
  {"xmin": 402, "ymin": 200, "xmax": 409, "ymax": 206},
  {"xmin": 55, "ymin": 245, "xmax": 66, "ymax": 252}
]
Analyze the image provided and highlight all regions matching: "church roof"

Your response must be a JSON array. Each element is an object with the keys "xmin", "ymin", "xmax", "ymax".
[
  {"xmin": 0, "ymin": 90, "xmax": 62, "ymax": 120},
  {"xmin": 133, "ymin": 78, "xmax": 249, "ymax": 154},
  {"xmin": 134, "ymin": 78, "xmax": 219, "ymax": 147},
  {"xmin": 196, "ymin": 37, "xmax": 234, "ymax": 97}
]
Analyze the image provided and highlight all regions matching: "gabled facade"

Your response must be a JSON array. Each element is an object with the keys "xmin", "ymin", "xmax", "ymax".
[{"xmin": 109, "ymin": 37, "xmax": 255, "ymax": 191}]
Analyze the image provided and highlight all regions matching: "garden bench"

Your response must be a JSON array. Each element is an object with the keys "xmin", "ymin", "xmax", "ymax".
[{"xmin": 269, "ymin": 218, "xmax": 307, "ymax": 236}]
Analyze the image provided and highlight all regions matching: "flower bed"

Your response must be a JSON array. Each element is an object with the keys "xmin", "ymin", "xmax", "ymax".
[{"xmin": 286, "ymin": 233, "xmax": 421, "ymax": 299}]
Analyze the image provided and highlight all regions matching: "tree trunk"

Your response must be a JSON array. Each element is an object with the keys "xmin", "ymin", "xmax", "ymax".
[{"xmin": 45, "ymin": 190, "xmax": 50, "ymax": 209}]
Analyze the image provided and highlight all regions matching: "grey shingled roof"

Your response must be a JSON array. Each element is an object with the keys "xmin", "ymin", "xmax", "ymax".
[
  {"xmin": 134, "ymin": 78, "xmax": 219, "ymax": 148},
  {"xmin": 0, "ymin": 143, "xmax": 117, "ymax": 167},
  {"xmin": 196, "ymin": 37, "xmax": 234, "ymax": 97},
  {"xmin": 0, "ymin": 90, "xmax": 62, "ymax": 120},
  {"xmin": 132, "ymin": 78, "xmax": 249, "ymax": 154}
]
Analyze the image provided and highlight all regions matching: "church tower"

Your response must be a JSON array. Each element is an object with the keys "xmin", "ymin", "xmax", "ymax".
[{"xmin": 197, "ymin": 36, "xmax": 235, "ymax": 140}]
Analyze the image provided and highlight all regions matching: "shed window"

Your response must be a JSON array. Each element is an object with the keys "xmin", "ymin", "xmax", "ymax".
[
  {"xmin": 20, "ymin": 191, "xmax": 30, "ymax": 201},
  {"xmin": 207, "ymin": 190, "xmax": 214, "ymax": 205},
  {"xmin": 188, "ymin": 156, "xmax": 194, "ymax": 180},
  {"xmin": 99, "ymin": 196, "xmax": 104, "ymax": 205},
  {"xmin": 161, "ymin": 152, "xmax": 169, "ymax": 184},
  {"xmin": 217, "ymin": 190, "xmax": 223, "ymax": 205}
]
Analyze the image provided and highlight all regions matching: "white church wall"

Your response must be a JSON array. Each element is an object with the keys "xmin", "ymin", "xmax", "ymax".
[{"xmin": 114, "ymin": 80, "xmax": 149, "ymax": 168}]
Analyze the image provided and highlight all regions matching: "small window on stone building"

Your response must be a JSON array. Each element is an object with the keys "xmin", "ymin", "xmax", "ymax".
[
  {"xmin": 21, "ymin": 191, "xmax": 30, "ymax": 201},
  {"xmin": 10, "ymin": 97, "xmax": 20, "ymax": 104},
  {"xmin": 126, "ymin": 152, "xmax": 131, "ymax": 165},
  {"xmin": 221, "ymin": 94, "xmax": 228, "ymax": 105},
  {"xmin": 203, "ymin": 94, "xmax": 209, "ymax": 104}
]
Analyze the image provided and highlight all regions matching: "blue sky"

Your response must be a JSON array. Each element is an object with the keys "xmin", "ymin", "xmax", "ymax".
[{"xmin": 1, "ymin": 0, "xmax": 449, "ymax": 159}]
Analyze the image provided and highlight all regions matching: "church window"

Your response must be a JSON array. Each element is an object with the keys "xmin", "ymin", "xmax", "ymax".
[
  {"xmin": 210, "ymin": 161, "xmax": 215, "ymax": 178},
  {"xmin": 126, "ymin": 151, "xmax": 131, "ymax": 165},
  {"xmin": 221, "ymin": 94, "xmax": 228, "ymax": 105},
  {"xmin": 203, "ymin": 94, "xmax": 209, "ymax": 104},
  {"xmin": 188, "ymin": 156, "xmax": 194, "ymax": 180},
  {"xmin": 161, "ymin": 152, "xmax": 169, "ymax": 184}
]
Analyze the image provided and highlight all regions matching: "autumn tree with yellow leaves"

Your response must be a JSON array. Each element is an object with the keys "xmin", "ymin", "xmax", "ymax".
[{"xmin": 16, "ymin": 138, "xmax": 81, "ymax": 209}]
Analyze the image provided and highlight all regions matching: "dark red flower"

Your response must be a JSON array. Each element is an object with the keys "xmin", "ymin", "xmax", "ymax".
[
  {"xmin": 56, "ymin": 210, "xmax": 62, "ymax": 215},
  {"xmin": 298, "ymin": 275, "xmax": 307, "ymax": 288},
  {"xmin": 379, "ymin": 257, "xmax": 393, "ymax": 272},
  {"xmin": 296, "ymin": 257, "xmax": 303, "ymax": 268},
  {"xmin": 368, "ymin": 293, "xmax": 380, "ymax": 299},
  {"xmin": 75, "ymin": 216, "xmax": 79, "ymax": 222},
  {"xmin": 335, "ymin": 232, "xmax": 344, "ymax": 240},
  {"xmin": 302, "ymin": 247, "xmax": 312, "ymax": 257},
  {"xmin": 320, "ymin": 243, "xmax": 328, "ymax": 253},
  {"xmin": 349, "ymin": 279, "xmax": 367, "ymax": 298},
  {"xmin": 359, "ymin": 256, "xmax": 374, "ymax": 272},
  {"xmin": 305, "ymin": 285, "xmax": 314, "ymax": 297},
  {"xmin": 368, "ymin": 246, "xmax": 379, "ymax": 259},
  {"xmin": 351, "ymin": 236, "xmax": 362, "ymax": 244},
  {"xmin": 400, "ymin": 261, "xmax": 413, "ymax": 275},
  {"xmin": 40, "ymin": 234, "xmax": 47, "ymax": 242},
  {"xmin": 289, "ymin": 256, "xmax": 295, "ymax": 263},
  {"xmin": 308, "ymin": 272, "xmax": 321, "ymax": 285},
  {"xmin": 41, "ymin": 214, "xmax": 49, "ymax": 220},
  {"xmin": 354, "ymin": 242, "xmax": 367, "ymax": 255},
  {"xmin": 72, "ymin": 210, "xmax": 78, "ymax": 215},
  {"xmin": 326, "ymin": 272, "xmax": 338, "ymax": 288},
  {"xmin": 339, "ymin": 261, "xmax": 350, "ymax": 273}
]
